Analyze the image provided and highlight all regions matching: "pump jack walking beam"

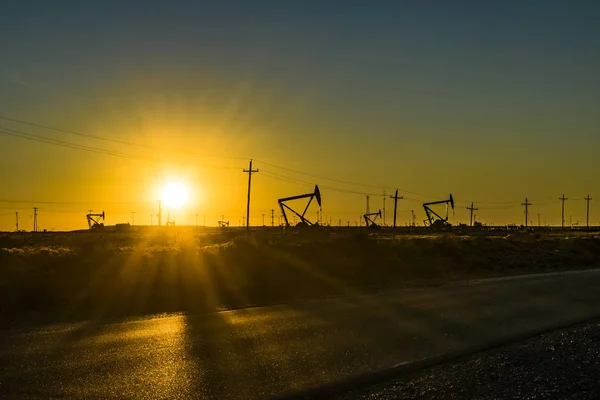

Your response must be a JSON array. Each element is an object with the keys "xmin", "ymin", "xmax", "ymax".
[
  {"xmin": 364, "ymin": 210, "xmax": 382, "ymax": 228},
  {"xmin": 423, "ymin": 194, "xmax": 454, "ymax": 227},
  {"xmin": 278, "ymin": 185, "xmax": 322, "ymax": 227}
]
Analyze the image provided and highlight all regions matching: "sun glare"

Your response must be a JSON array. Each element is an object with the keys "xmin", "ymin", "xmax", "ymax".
[{"xmin": 160, "ymin": 181, "xmax": 190, "ymax": 209}]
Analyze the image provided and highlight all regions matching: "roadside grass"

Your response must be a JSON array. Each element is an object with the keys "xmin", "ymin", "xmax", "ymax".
[{"xmin": 1, "ymin": 230, "xmax": 599, "ymax": 328}]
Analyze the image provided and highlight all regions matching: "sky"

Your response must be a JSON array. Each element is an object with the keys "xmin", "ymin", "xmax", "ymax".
[{"xmin": 0, "ymin": 0, "xmax": 599, "ymax": 230}]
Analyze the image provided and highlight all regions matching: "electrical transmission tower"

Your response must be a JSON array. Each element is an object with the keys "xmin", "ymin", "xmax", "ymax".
[
  {"xmin": 559, "ymin": 194, "xmax": 568, "ymax": 229},
  {"xmin": 522, "ymin": 198, "xmax": 532, "ymax": 228},
  {"xmin": 243, "ymin": 159, "xmax": 259, "ymax": 231},
  {"xmin": 270, "ymin": 209, "xmax": 275, "ymax": 227},
  {"xmin": 466, "ymin": 202, "xmax": 478, "ymax": 226}
]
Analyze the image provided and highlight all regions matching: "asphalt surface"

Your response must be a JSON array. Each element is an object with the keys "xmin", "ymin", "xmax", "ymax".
[
  {"xmin": 334, "ymin": 318, "xmax": 600, "ymax": 400},
  {"xmin": 1, "ymin": 269, "xmax": 600, "ymax": 399}
]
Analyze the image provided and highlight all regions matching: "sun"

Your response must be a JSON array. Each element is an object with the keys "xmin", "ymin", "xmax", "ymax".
[{"xmin": 160, "ymin": 181, "xmax": 190, "ymax": 209}]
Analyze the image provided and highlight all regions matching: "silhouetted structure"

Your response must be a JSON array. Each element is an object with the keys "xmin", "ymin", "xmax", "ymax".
[
  {"xmin": 559, "ymin": 194, "xmax": 568, "ymax": 228},
  {"xmin": 522, "ymin": 198, "xmax": 532, "ymax": 227},
  {"xmin": 467, "ymin": 202, "xmax": 478, "ymax": 227},
  {"xmin": 423, "ymin": 194, "xmax": 454, "ymax": 230},
  {"xmin": 86, "ymin": 211, "xmax": 105, "ymax": 230},
  {"xmin": 278, "ymin": 185, "xmax": 322, "ymax": 227},
  {"xmin": 586, "ymin": 195, "xmax": 592, "ymax": 230},
  {"xmin": 243, "ymin": 159, "xmax": 259, "ymax": 231},
  {"xmin": 389, "ymin": 189, "xmax": 403, "ymax": 228},
  {"xmin": 364, "ymin": 209, "xmax": 382, "ymax": 229}
]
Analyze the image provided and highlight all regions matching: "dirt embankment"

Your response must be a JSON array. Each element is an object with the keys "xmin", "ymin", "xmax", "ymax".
[{"xmin": 1, "ymin": 231, "xmax": 599, "ymax": 328}]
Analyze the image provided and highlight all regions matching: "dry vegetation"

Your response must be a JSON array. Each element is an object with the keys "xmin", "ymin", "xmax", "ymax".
[{"xmin": 1, "ymin": 229, "xmax": 599, "ymax": 328}]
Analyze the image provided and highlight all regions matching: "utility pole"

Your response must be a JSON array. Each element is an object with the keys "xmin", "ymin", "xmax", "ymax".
[
  {"xmin": 270, "ymin": 209, "xmax": 274, "ymax": 227},
  {"xmin": 585, "ymin": 195, "xmax": 592, "ymax": 230},
  {"xmin": 262, "ymin": 213, "xmax": 265, "ymax": 226},
  {"xmin": 243, "ymin": 159, "xmax": 259, "ymax": 231},
  {"xmin": 158, "ymin": 200, "xmax": 162, "ymax": 227},
  {"xmin": 15, "ymin": 212, "xmax": 19, "ymax": 232},
  {"xmin": 339, "ymin": 219, "xmax": 342, "ymax": 227},
  {"xmin": 466, "ymin": 202, "xmax": 478, "ymax": 227},
  {"xmin": 522, "ymin": 198, "xmax": 532, "ymax": 228},
  {"xmin": 389, "ymin": 189, "xmax": 404, "ymax": 228},
  {"xmin": 366, "ymin": 195, "xmax": 370, "ymax": 214},
  {"xmin": 559, "ymin": 194, "xmax": 568, "ymax": 228},
  {"xmin": 131, "ymin": 212, "xmax": 136, "ymax": 227},
  {"xmin": 33, "ymin": 207, "xmax": 38, "ymax": 232},
  {"xmin": 382, "ymin": 189, "xmax": 386, "ymax": 226}
]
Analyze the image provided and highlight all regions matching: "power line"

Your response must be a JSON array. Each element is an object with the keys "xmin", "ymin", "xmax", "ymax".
[
  {"xmin": 0, "ymin": 127, "xmax": 150, "ymax": 160},
  {"xmin": 256, "ymin": 160, "xmax": 397, "ymax": 191},
  {"xmin": 0, "ymin": 115, "xmax": 591, "ymax": 219},
  {"xmin": 261, "ymin": 169, "xmax": 388, "ymax": 197},
  {"xmin": 1, "ymin": 116, "xmax": 560, "ymax": 208},
  {"xmin": 0, "ymin": 126, "xmax": 242, "ymax": 169},
  {"xmin": 0, "ymin": 114, "xmax": 248, "ymax": 161}
]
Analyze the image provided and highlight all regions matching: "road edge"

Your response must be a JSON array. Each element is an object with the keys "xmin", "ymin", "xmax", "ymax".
[{"xmin": 275, "ymin": 312, "xmax": 600, "ymax": 400}]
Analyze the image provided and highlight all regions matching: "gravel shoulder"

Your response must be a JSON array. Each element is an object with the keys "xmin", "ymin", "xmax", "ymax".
[{"xmin": 334, "ymin": 318, "xmax": 600, "ymax": 400}]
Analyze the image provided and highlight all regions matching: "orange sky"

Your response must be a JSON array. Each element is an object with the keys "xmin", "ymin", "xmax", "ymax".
[{"xmin": 0, "ymin": 2, "xmax": 599, "ymax": 230}]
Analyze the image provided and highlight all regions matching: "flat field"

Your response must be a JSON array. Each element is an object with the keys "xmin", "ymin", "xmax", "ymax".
[{"xmin": 1, "ymin": 228, "xmax": 599, "ymax": 328}]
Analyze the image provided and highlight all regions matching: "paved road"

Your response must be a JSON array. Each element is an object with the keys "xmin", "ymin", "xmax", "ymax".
[
  {"xmin": 333, "ymin": 318, "xmax": 600, "ymax": 400},
  {"xmin": 1, "ymin": 270, "xmax": 600, "ymax": 399}
]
